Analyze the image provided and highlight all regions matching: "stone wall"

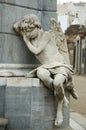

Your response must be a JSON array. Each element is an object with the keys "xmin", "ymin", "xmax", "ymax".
[
  {"xmin": 0, "ymin": 0, "xmax": 57, "ymax": 64},
  {"xmin": 0, "ymin": 78, "xmax": 56, "ymax": 130}
]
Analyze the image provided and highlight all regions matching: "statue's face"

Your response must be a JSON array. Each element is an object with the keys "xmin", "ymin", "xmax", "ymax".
[{"xmin": 27, "ymin": 28, "xmax": 38, "ymax": 39}]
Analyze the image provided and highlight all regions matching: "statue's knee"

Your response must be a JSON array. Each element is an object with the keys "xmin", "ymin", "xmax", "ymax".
[
  {"xmin": 53, "ymin": 79, "xmax": 64, "ymax": 100},
  {"xmin": 37, "ymin": 68, "xmax": 50, "ymax": 80},
  {"xmin": 53, "ymin": 79, "xmax": 62, "ymax": 88},
  {"xmin": 37, "ymin": 68, "xmax": 44, "ymax": 79}
]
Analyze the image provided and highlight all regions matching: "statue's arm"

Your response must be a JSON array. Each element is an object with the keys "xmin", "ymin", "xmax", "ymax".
[
  {"xmin": 23, "ymin": 36, "xmax": 39, "ymax": 54},
  {"xmin": 23, "ymin": 32, "xmax": 50, "ymax": 55}
]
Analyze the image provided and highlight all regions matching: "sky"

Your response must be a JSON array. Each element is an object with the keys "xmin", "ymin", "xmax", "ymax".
[{"xmin": 57, "ymin": 0, "xmax": 86, "ymax": 4}]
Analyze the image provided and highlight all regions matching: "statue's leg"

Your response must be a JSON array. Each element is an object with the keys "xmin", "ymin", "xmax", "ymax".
[
  {"xmin": 53, "ymin": 74, "xmax": 66, "ymax": 126},
  {"xmin": 66, "ymin": 78, "xmax": 78, "ymax": 99},
  {"xmin": 37, "ymin": 67, "xmax": 54, "ymax": 91}
]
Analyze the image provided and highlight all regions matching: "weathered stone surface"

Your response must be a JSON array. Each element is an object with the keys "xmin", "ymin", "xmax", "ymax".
[
  {"xmin": 0, "ymin": 64, "xmax": 38, "ymax": 77},
  {"xmin": 0, "ymin": 4, "xmax": 3, "ymax": 32},
  {"xmin": 0, "ymin": 2, "xmax": 57, "ymax": 34},
  {"xmin": 0, "ymin": 0, "xmax": 42, "ymax": 10},
  {"xmin": 4, "ymin": 78, "xmax": 57, "ymax": 130},
  {"xmin": 0, "ymin": 35, "xmax": 5, "ymax": 62},
  {"xmin": 0, "ymin": 4, "xmax": 41, "ymax": 34},
  {"xmin": 43, "ymin": 0, "xmax": 57, "ymax": 11},
  {"xmin": 47, "ymin": 127, "xmax": 73, "ymax": 130},
  {"xmin": 0, "ymin": 78, "xmax": 6, "ymax": 116},
  {"xmin": 31, "ymin": 85, "xmax": 56, "ymax": 130},
  {"xmin": 5, "ymin": 78, "xmax": 32, "ymax": 129},
  {"xmin": 41, "ymin": 11, "xmax": 57, "ymax": 30},
  {"xmin": 0, "ymin": 34, "xmax": 39, "ymax": 64},
  {"xmin": 0, "ymin": 0, "xmax": 57, "ymax": 11},
  {"xmin": 3, "ymin": 78, "xmax": 70, "ymax": 130}
]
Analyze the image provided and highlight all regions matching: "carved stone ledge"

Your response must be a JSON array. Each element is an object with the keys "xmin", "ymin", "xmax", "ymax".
[
  {"xmin": 47, "ymin": 126, "xmax": 73, "ymax": 130},
  {"xmin": 0, "ymin": 64, "xmax": 39, "ymax": 77}
]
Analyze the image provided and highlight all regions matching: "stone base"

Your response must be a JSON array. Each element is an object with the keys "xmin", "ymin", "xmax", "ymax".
[
  {"xmin": 47, "ymin": 126, "xmax": 73, "ymax": 130},
  {"xmin": 0, "ymin": 77, "xmax": 70, "ymax": 130}
]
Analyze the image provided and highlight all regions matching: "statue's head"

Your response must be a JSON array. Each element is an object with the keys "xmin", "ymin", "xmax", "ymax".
[{"xmin": 14, "ymin": 14, "xmax": 41, "ymax": 38}]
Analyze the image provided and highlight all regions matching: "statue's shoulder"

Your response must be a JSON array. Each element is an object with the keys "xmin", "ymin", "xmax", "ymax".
[{"xmin": 43, "ymin": 31, "xmax": 51, "ymax": 38}]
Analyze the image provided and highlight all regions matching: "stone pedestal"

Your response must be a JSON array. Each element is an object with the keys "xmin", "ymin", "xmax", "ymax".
[
  {"xmin": 0, "ymin": 77, "xmax": 70, "ymax": 130},
  {"xmin": 47, "ymin": 127, "xmax": 73, "ymax": 130}
]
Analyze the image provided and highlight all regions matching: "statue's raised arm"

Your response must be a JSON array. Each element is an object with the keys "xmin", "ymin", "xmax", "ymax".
[{"xmin": 14, "ymin": 14, "xmax": 50, "ymax": 55}]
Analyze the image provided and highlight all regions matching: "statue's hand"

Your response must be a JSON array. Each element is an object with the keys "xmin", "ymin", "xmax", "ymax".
[
  {"xmin": 24, "ymin": 71, "xmax": 36, "ymax": 78},
  {"xmin": 23, "ymin": 35, "xmax": 27, "ymax": 42}
]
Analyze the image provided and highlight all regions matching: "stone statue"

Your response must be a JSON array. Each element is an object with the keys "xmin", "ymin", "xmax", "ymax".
[{"xmin": 14, "ymin": 14, "xmax": 78, "ymax": 127}]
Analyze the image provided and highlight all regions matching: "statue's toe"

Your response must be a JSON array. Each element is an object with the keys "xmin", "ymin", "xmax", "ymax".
[
  {"xmin": 55, "ymin": 112, "xmax": 63, "ymax": 127},
  {"xmin": 70, "ymin": 89, "xmax": 78, "ymax": 99},
  {"xmin": 55, "ymin": 118, "xmax": 63, "ymax": 127}
]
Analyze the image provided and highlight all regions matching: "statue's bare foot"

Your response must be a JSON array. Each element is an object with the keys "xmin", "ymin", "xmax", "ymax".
[
  {"xmin": 55, "ymin": 111, "xmax": 63, "ymax": 127},
  {"xmin": 70, "ymin": 88, "xmax": 78, "ymax": 99}
]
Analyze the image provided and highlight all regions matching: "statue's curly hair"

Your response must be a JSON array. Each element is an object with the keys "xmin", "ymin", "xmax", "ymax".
[
  {"xmin": 14, "ymin": 14, "xmax": 41, "ymax": 34},
  {"xmin": 23, "ymin": 14, "xmax": 41, "ymax": 28}
]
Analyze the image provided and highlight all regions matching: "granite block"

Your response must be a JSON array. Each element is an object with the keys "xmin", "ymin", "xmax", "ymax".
[
  {"xmin": 39, "ymin": 87, "xmax": 53, "ymax": 95},
  {"xmin": 41, "ymin": 11, "xmax": 57, "ymax": 31},
  {"xmin": 0, "ymin": 34, "xmax": 39, "ymax": 64},
  {"xmin": 0, "ymin": 104, "xmax": 4, "ymax": 116},
  {"xmin": 0, "ymin": 78, "xmax": 6, "ymax": 86},
  {"xmin": 30, "ymin": 82, "xmax": 57, "ymax": 130},
  {"xmin": 43, "ymin": 0, "xmax": 57, "ymax": 11},
  {"xmin": 5, "ymin": 87, "xmax": 31, "ymax": 95},
  {"xmin": 0, "ymin": 4, "xmax": 3, "ymax": 32},
  {"xmin": 31, "ymin": 110, "xmax": 41, "ymax": 120},
  {"xmin": 31, "ymin": 119, "xmax": 44, "ymax": 130},
  {"xmin": 0, "ymin": 4, "xmax": 41, "ymax": 34},
  {"xmin": 32, "ymin": 78, "xmax": 41, "ymax": 87},
  {"xmin": 5, "ymin": 78, "xmax": 32, "ymax": 129},
  {"xmin": 0, "ymin": 2, "xmax": 57, "ymax": 33},
  {"xmin": 5, "ymin": 97, "xmax": 31, "ymax": 115},
  {"xmin": 0, "ymin": 34, "xmax": 5, "ymax": 62},
  {"xmin": 5, "ymin": 87, "xmax": 31, "ymax": 116},
  {"xmin": 0, "ymin": 0, "xmax": 57, "ymax": 11},
  {"xmin": 4, "ymin": 78, "xmax": 70, "ymax": 129},
  {"xmin": 0, "ymin": 78, "xmax": 6, "ymax": 116},
  {"xmin": 7, "ymin": 77, "xmax": 33, "ymax": 87},
  {"xmin": 0, "ymin": 35, "xmax": 5, "ymax": 61},
  {"xmin": 0, "ymin": 0, "xmax": 42, "ymax": 10},
  {"xmin": 47, "ymin": 127, "xmax": 73, "ymax": 130},
  {"xmin": 6, "ymin": 116, "xmax": 30, "ymax": 129},
  {"xmin": 43, "ymin": 120, "xmax": 54, "ymax": 130}
]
